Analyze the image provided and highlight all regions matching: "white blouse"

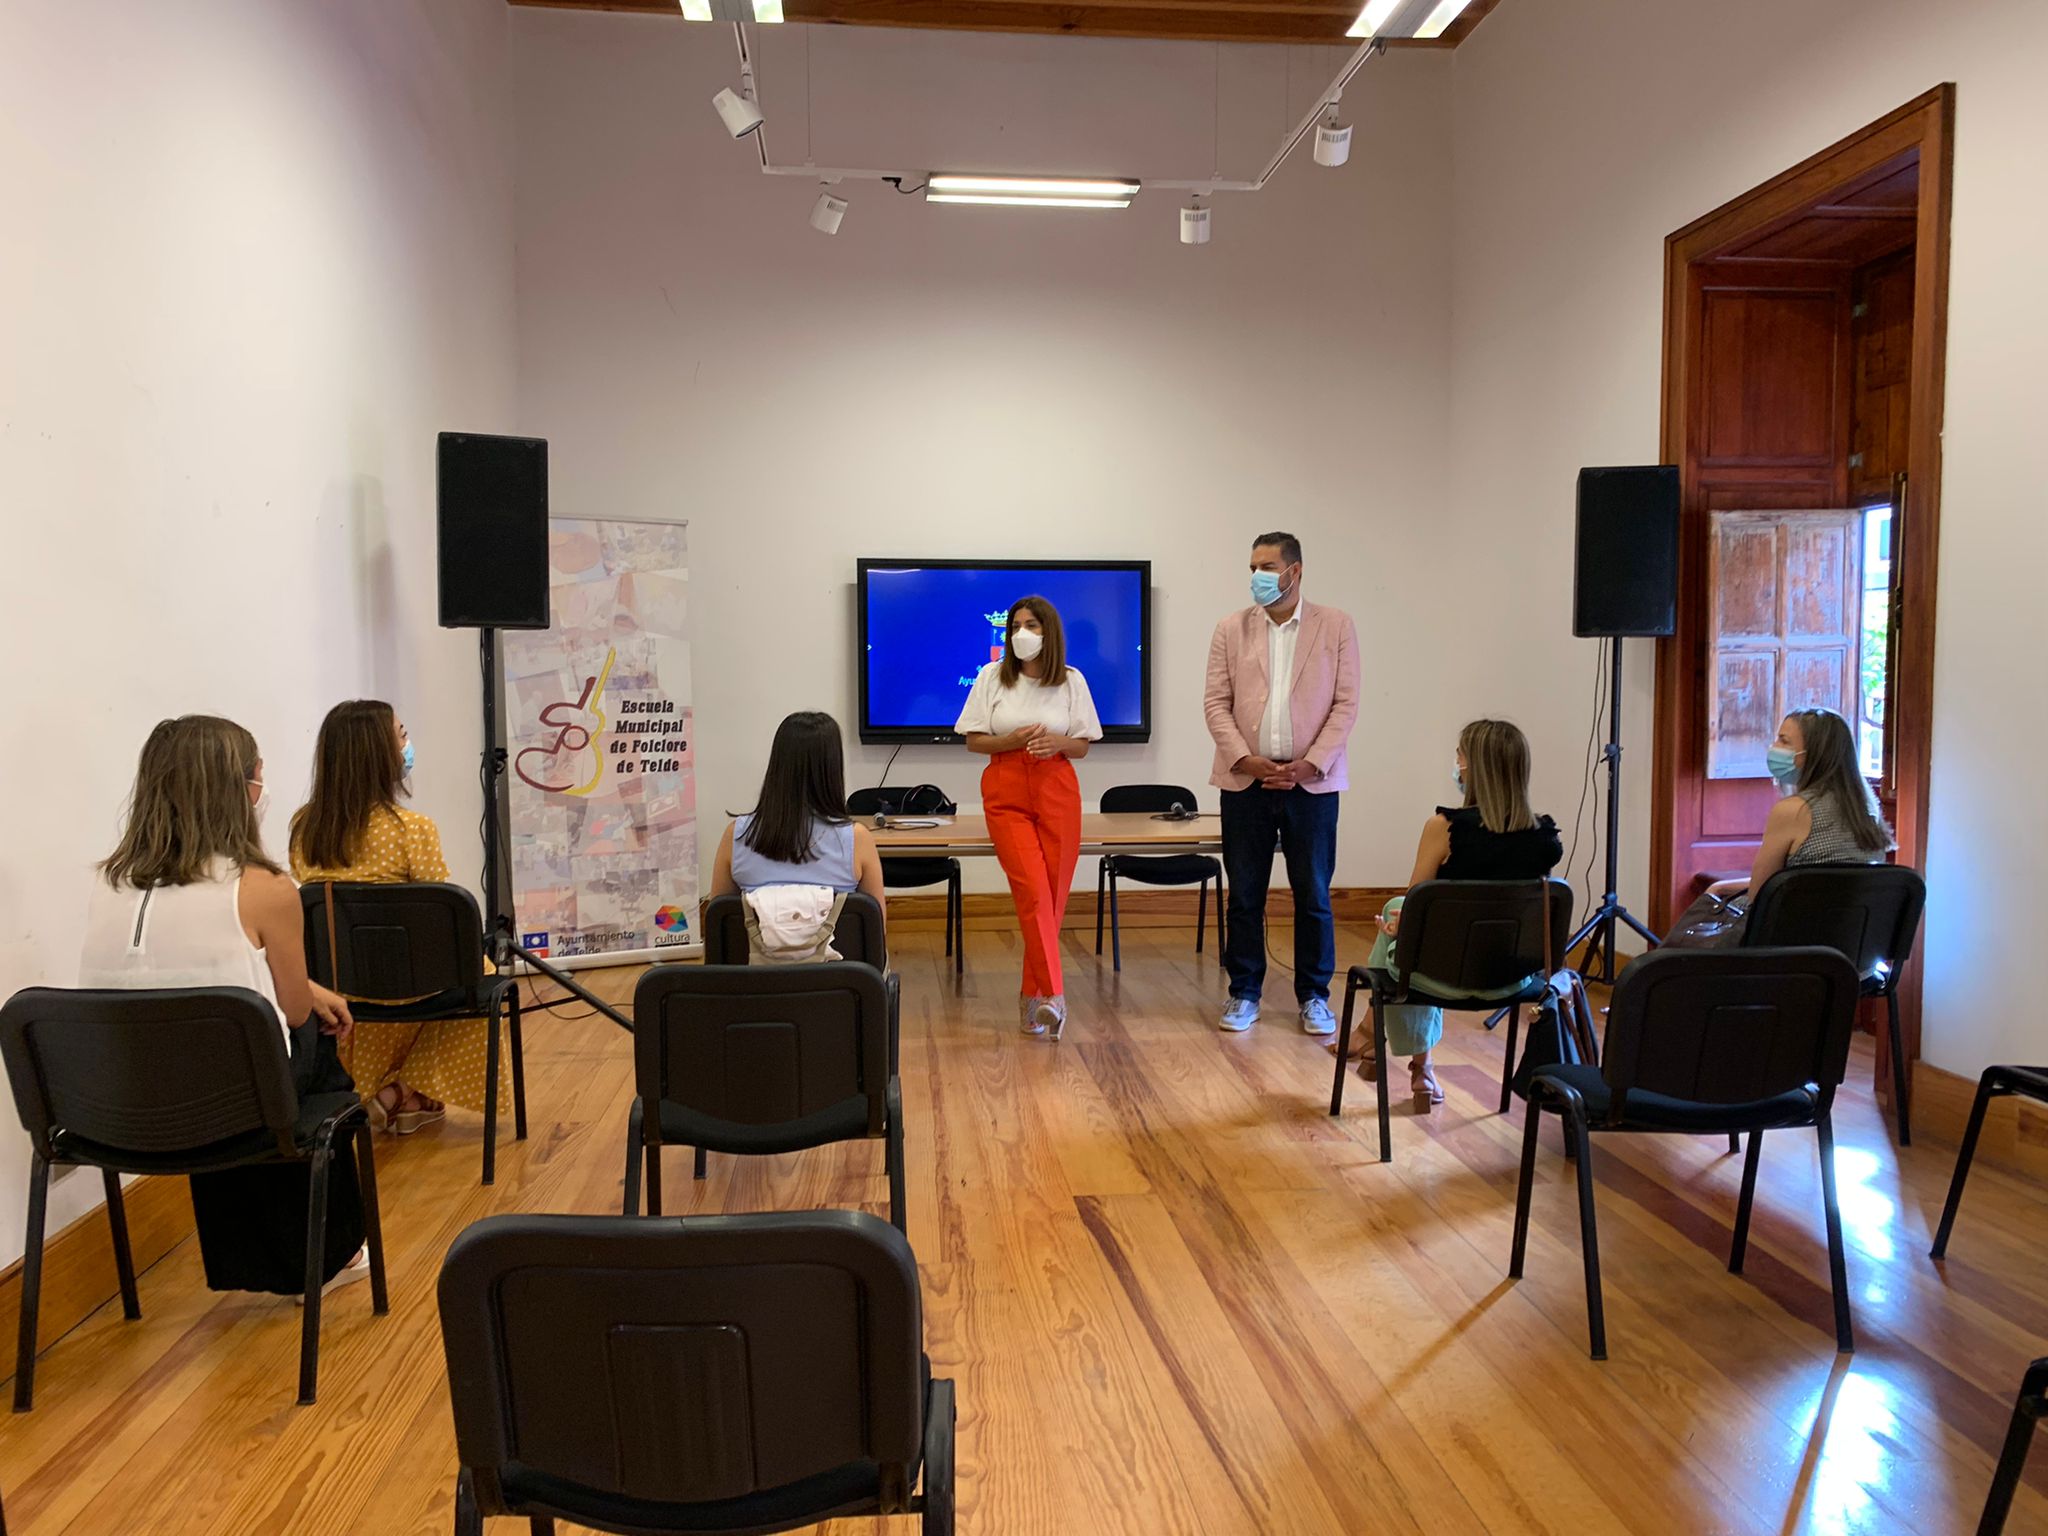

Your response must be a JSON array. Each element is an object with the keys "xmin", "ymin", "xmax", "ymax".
[
  {"xmin": 79, "ymin": 863, "xmax": 289, "ymax": 1037},
  {"xmin": 955, "ymin": 662, "xmax": 1105, "ymax": 743}
]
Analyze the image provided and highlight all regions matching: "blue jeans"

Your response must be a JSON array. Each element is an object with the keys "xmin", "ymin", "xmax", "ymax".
[{"xmin": 1221, "ymin": 785, "xmax": 1339, "ymax": 1004}]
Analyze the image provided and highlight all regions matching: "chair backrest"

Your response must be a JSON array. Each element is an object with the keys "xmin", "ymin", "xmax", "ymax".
[
  {"xmin": 1741, "ymin": 863, "xmax": 1926, "ymax": 981},
  {"xmin": 1600, "ymin": 946, "xmax": 1862, "ymax": 1114},
  {"xmin": 1100, "ymin": 784, "xmax": 1199, "ymax": 816},
  {"xmin": 702, "ymin": 891, "xmax": 888, "ymax": 968},
  {"xmin": 632, "ymin": 962, "xmax": 893, "ymax": 1137},
  {"xmin": 848, "ymin": 785, "xmax": 956, "ymax": 817},
  {"xmin": 299, "ymin": 881, "xmax": 485, "ymax": 1003},
  {"xmin": 439, "ymin": 1209, "xmax": 926, "ymax": 1518},
  {"xmin": 0, "ymin": 987, "xmax": 298, "ymax": 1161},
  {"xmin": 1391, "ymin": 879, "xmax": 1572, "ymax": 991}
]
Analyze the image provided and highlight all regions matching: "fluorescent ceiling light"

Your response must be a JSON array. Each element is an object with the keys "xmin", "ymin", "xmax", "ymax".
[
  {"xmin": 1345, "ymin": 0, "xmax": 1403, "ymax": 37},
  {"xmin": 679, "ymin": 0, "xmax": 713, "ymax": 16},
  {"xmin": 927, "ymin": 194, "xmax": 1133, "ymax": 209},
  {"xmin": 1414, "ymin": 0, "xmax": 1474, "ymax": 38},
  {"xmin": 926, "ymin": 175, "xmax": 1139, "ymax": 200},
  {"xmin": 752, "ymin": 0, "xmax": 784, "ymax": 19}
]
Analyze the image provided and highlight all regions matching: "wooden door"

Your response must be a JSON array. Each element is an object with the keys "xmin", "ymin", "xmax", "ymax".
[{"xmin": 1708, "ymin": 510, "xmax": 1864, "ymax": 782}]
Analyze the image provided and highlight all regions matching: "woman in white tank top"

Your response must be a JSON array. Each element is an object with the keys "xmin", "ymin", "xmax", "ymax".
[{"xmin": 80, "ymin": 716, "xmax": 367, "ymax": 1297}]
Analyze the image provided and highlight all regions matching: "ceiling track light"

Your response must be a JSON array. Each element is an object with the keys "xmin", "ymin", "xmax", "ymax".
[
  {"xmin": 1180, "ymin": 201, "xmax": 1211, "ymax": 245},
  {"xmin": 810, "ymin": 191, "xmax": 847, "ymax": 234},
  {"xmin": 679, "ymin": 0, "xmax": 784, "ymax": 20},
  {"xmin": 1314, "ymin": 104, "xmax": 1352, "ymax": 167},
  {"xmin": 712, "ymin": 86, "xmax": 764, "ymax": 139}
]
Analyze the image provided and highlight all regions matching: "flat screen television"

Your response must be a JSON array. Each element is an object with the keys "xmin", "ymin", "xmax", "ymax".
[{"xmin": 857, "ymin": 559, "xmax": 1151, "ymax": 744}]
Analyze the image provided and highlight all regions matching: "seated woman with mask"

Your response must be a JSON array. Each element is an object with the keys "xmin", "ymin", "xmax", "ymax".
[
  {"xmin": 709, "ymin": 711, "xmax": 887, "ymax": 961},
  {"xmin": 1667, "ymin": 706, "xmax": 1892, "ymax": 945}
]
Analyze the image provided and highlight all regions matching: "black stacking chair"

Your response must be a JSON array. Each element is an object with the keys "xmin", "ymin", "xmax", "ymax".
[
  {"xmin": 0, "ymin": 986, "xmax": 388, "ymax": 1407},
  {"xmin": 439, "ymin": 1210, "xmax": 955, "ymax": 1535},
  {"xmin": 1094, "ymin": 784, "xmax": 1223, "ymax": 972},
  {"xmin": 1978, "ymin": 1357, "xmax": 2048, "ymax": 1535},
  {"xmin": 623, "ymin": 963, "xmax": 905, "ymax": 1233},
  {"xmin": 702, "ymin": 891, "xmax": 888, "ymax": 969},
  {"xmin": 1330, "ymin": 879, "xmax": 1571, "ymax": 1161},
  {"xmin": 1930, "ymin": 1065, "xmax": 2048, "ymax": 1259},
  {"xmin": 1509, "ymin": 946, "xmax": 1862, "ymax": 1361},
  {"xmin": 300, "ymin": 881, "xmax": 525, "ymax": 1185},
  {"xmin": 1741, "ymin": 863, "xmax": 1926, "ymax": 1144},
  {"xmin": 849, "ymin": 788, "xmax": 963, "ymax": 976}
]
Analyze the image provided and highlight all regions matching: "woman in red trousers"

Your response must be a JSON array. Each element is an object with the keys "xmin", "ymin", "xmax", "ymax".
[{"xmin": 956, "ymin": 595, "xmax": 1103, "ymax": 1039}]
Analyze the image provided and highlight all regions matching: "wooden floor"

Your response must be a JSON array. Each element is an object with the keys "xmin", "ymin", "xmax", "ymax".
[{"xmin": 2, "ymin": 923, "xmax": 2044, "ymax": 1534}]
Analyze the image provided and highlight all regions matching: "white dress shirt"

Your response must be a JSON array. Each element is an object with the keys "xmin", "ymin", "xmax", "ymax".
[{"xmin": 1258, "ymin": 608, "xmax": 1301, "ymax": 761}]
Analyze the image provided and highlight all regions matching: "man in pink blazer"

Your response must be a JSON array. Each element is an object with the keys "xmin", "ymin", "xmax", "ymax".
[{"xmin": 1203, "ymin": 532, "xmax": 1360, "ymax": 1033}]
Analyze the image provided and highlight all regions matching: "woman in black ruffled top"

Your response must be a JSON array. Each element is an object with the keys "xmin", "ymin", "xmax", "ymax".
[{"xmin": 1343, "ymin": 719, "xmax": 1562, "ymax": 1111}]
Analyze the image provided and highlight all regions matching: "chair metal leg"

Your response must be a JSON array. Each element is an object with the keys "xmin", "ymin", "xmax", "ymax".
[
  {"xmin": 693, "ymin": 1147, "xmax": 708, "ymax": 1181},
  {"xmin": 951, "ymin": 870, "xmax": 964, "ymax": 975},
  {"xmin": 645, "ymin": 1127, "xmax": 664, "ymax": 1217},
  {"xmin": 1508, "ymin": 1099, "xmax": 1542, "ymax": 1279},
  {"xmin": 1885, "ymin": 988, "xmax": 1911, "ymax": 1147},
  {"xmin": 102, "ymin": 1169, "xmax": 141, "ymax": 1320},
  {"xmin": 1729, "ymin": 1133, "xmax": 1741, "ymax": 1154},
  {"xmin": 1094, "ymin": 860, "xmax": 1106, "ymax": 954},
  {"xmin": 299, "ymin": 1143, "xmax": 332, "ymax": 1405},
  {"xmin": 1372, "ymin": 994, "xmax": 1392, "ymax": 1165},
  {"xmin": 508, "ymin": 985, "xmax": 528, "ymax": 1142},
  {"xmin": 1729, "ymin": 1129, "xmax": 1763, "ymax": 1274},
  {"xmin": 355, "ymin": 1120, "xmax": 390, "ymax": 1315},
  {"xmin": 529, "ymin": 1518, "xmax": 557, "ymax": 1535},
  {"xmin": 922, "ymin": 1378, "xmax": 957, "ymax": 1535},
  {"xmin": 1567, "ymin": 1104, "xmax": 1607, "ymax": 1360},
  {"xmin": 482, "ymin": 992, "xmax": 503, "ymax": 1187},
  {"xmin": 1195, "ymin": 877, "xmax": 1208, "ymax": 957},
  {"xmin": 455, "ymin": 1469, "xmax": 484, "ymax": 1536},
  {"xmin": 1109, "ymin": 868, "xmax": 1122, "ymax": 974},
  {"xmin": 622, "ymin": 1098, "xmax": 644, "ymax": 1215},
  {"xmin": 887, "ymin": 1078, "xmax": 907, "ymax": 1236},
  {"xmin": 1498, "ymin": 1005, "xmax": 1520, "ymax": 1115},
  {"xmin": 1932, "ymin": 1071, "xmax": 2000, "ymax": 1259},
  {"xmin": 1330, "ymin": 973, "xmax": 1358, "ymax": 1117},
  {"xmin": 1214, "ymin": 873, "xmax": 1226, "ymax": 962},
  {"xmin": 1979, "ymin": 1365, "xmax": 2047, "ymax": 1536},
  {"xmin": 14, "ymin": 1154, "xmax": 52, "ymax": 1411},
  {"xmin": 1816, "ymin": 1111, "xmax": 1854, "ymax": 1353}
]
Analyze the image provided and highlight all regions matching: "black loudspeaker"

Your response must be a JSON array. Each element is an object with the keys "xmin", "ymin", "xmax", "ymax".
[
  {"xmin": 437, "ymin": 432, "xmax": 550, "ymax": 630},
  {"xmin": 1572, "ymin": 464, "xmax": 1679, "ymax": 638}
]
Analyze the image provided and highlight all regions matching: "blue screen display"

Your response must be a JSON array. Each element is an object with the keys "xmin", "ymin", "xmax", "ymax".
[{"xmin": 860, "ymin": 562, "xmax": 1149, "ymax": 740}]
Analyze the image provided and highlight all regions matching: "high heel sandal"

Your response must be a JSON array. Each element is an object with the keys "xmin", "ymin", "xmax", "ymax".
[
  {"xmin": 1410, "ymin": 1059, "xmax": 1444, "ymax": 1114},
  {"xmin": 1020, "ymin": 996, "xmax": 1048, "ymax": 1037},
  {"xmin": 1035, "ymin": 996, "xmax": 1066, "ymax": 1042},
  {"xmin": 366, "ymin": 1086, "xmax": 400, "ymax": 1133}
]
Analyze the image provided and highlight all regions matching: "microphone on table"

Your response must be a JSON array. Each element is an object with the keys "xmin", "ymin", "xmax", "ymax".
[{"xmin": 1152, "ymin": 801, "xmax": 1194, "ymax": 823}]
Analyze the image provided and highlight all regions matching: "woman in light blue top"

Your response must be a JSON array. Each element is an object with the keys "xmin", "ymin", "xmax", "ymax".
[{"xmin": 710, "ymin": 711, "xmax": 886, "ymax": 904}]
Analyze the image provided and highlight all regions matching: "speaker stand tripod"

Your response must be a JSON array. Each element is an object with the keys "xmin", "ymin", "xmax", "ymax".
[
  {"xmin": 476, "ymin": 627, "xmax": 635, "ymax": 1034},
  {"xmin": 1568, "ymin": 636, "xmax": 1661, "ymax": 983}
]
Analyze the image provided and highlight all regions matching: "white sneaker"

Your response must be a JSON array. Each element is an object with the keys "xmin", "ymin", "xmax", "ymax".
[
  {"xmin": 297, "ymin": 1246, "xmax": 372, "ymax": 1305},
  {"xmin": 1299, "ymin": 998, "xmax": 1337, "ymax": 1036},
  {"xmin": 1220, "ymin": 997, "xmax": 1261, "ymax": 1032}
]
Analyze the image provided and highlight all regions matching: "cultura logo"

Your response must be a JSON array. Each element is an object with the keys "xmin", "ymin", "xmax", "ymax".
[{"xmin": 654, "ymin": 906, "xmax": 690, "ymax": 934}]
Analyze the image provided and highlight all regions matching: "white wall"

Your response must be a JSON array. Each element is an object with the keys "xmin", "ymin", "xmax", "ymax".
[
  {"xmin": 1448, "ymin": 0, "xmax": 2048, "ymax": 1073},
  {"xmin": 0, "ymin": 0, "xmax": 517, "ymax": 1258},
  {"xmin": 511, "ymin": 16, "xmax": 1459, "ymax": 894}
]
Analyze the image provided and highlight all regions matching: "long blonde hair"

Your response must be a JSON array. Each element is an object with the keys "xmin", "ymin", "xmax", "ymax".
[
  {"xmin": 1458, "ymin": 719, "xmax": 1537, "ymax": 835},
  {"xmin": 101, "ymin": 715, "xmax": 280, "ymax": 888},
  {"xmin": 1788, "ymin": 708, "xmax": 1893, "ymax": 853}
]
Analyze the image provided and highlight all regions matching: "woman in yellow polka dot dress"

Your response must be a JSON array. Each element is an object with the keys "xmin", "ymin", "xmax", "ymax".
[{"xmin": 289, "ymin": 699, "xmax": 503, "ymax": 1134}]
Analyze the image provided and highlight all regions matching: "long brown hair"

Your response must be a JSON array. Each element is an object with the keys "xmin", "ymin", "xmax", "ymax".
[
  {"xmin": 1458, "ymin": 719, "xmax": 1537, "ymax": 835},
  {"xmin": 101, "ymin": 716, "xmax": 279, "ymax": 888},
  {"xmin": 996, "ymin": 595, "xmax": 1069, "ymax": 689},
  {"xmin": 1788, "ymin": 708, "xmax": 1893, "ymax": 853},
  {"xmin": 738, "ymin": 711, "xmax": 850, "ymax": 865},
  {"xmin": 291, "ymin": 699, "xmax": 405, "ymax": 871}
]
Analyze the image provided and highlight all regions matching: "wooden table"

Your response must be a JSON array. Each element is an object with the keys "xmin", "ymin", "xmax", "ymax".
[{"xmin": 871, "ymin": 812, "xmax": 1224, "ymax": 859}]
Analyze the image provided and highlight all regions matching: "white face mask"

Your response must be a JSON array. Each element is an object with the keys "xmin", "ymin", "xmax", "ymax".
[
  {"xmin": 1011, "ymin": 629, "xmax": 1044, "ymax": 662},
  {"xmin": 250, "ymin": 782, "xmax": 271, "ymax": 822}
]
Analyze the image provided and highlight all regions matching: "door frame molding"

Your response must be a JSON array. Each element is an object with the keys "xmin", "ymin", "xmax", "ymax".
[{"xmin": 1653, "ymin": 84, "xmax": 1955, "ymax": 1074}]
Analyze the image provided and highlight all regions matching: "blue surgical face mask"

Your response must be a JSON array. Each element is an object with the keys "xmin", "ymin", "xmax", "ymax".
[
  {"xmin": 402, "ymin": 739, "xmax": 416, "ymax": 776},
  {"xmin": 1454, "ymin": 765, "xmax": 1466, "ymax": 798},
  {"xmin": 1250, "ymin": 568, "xmax": 1293, "ymax": 608},
  {"xmin": 1765, "ymin": 744, "xmax": 1800, "ymax": 788}
]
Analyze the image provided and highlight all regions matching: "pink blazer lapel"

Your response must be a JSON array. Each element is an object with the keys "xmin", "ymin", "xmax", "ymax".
[{"xmin": 1290, "ymin": 603, "xmax": 1322, "ymax": 692}]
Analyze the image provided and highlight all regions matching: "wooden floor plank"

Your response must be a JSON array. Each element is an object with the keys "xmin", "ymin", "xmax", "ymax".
[{"xmin": 0, "ymin": 925, "xmax": 2037, "ymax": 1534}]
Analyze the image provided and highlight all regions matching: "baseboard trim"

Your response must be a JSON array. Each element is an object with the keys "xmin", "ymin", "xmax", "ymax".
[
  {"xmin": 0, "ymin": 1172, "xmax": 194, "ymax": 1369},
  {"xmin": 1906, "ymin": 1060, "xmax": 2048, "ymax": 1177},
  {"xmin": 884, "ymin": 885, "xmax": 1406, "ymax": 932}
]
